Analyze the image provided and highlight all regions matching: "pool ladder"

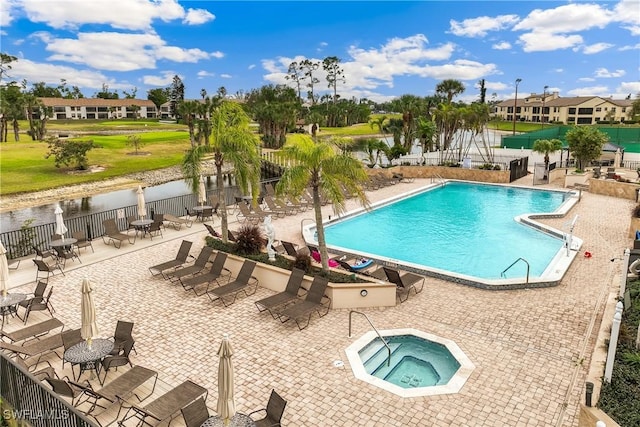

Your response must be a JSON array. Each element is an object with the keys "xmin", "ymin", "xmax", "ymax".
[
  {"xmin": 349, "ymin": 311, "xmax": 391, "ymax": 367},
  {"xmin": 430, "ymin": 174, "xmax": 446, "ymax": 187},
  {"xmin": 501, "ymin": 257, "xmax": 530, "ymax": 284}
]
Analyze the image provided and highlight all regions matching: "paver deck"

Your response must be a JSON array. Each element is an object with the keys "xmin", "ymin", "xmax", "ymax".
[{"xmin": 2, "ymin": 176, "xmax": 632, "ymax": 426}]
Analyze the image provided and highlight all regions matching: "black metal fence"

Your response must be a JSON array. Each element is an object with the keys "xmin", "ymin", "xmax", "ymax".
[
  {"xmin": 509, "ymin": 157, "xmax": 529, "ymax": 182},
  {"xmin": 0, "ymin": 352, "xmax": 96, "ymax": 427},
  {"xmin": 1, "ymin": 179, "xmax": 281, "ymax": 260}
]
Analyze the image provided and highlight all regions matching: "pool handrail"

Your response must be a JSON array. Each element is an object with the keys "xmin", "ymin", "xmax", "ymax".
[
  {"xmin": 348, "ymin": 310, "xmax": 391, "ymax": 367},
  {"xmin": 500, "ymin": 257, "xmax": 530, "ymax": 284}
]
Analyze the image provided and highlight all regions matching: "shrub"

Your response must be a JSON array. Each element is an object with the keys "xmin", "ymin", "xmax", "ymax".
[
  {"xmin": 234, "ymin": 224, "xmax": 265, "ymax": 255},
  {"xmin": 291, "ymin": 252, "xmax": 312, "ymax": 273},
  {"xmin": 44, "ymin": 137, "xmax": 94, "ymax": 170},
  {"xmin": 493, "ymin": 164, "xmax": 501, "ymax": 170},
  {"xmin": 632, "ymin": 204, "xmax": 640, "ymax": 218}
]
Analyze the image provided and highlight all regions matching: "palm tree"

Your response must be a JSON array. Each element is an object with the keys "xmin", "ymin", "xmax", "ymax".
[
  {"xmin": 276, "ymin": 136, "xmax": 369, "ymax": 272},
  {"xmin": 178, "ymin": 100, "xmax": 199, "ymax": 147},
  {"xmin": 435, "ymin": 79, "xmax": 465, "ymax": 104},
  {"xmin": 369, "ymin": 115, "xmax": 387, "ymax": 140},
  {"xmin": 182, "ymin": 101, "xmax": 262, "ymax": 242},
  {"xmin": 532, "ymin": 138, "xmax": 563, "ymax": 172}
]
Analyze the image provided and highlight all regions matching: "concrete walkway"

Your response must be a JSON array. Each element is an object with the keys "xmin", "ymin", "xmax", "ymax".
[{"xmin": 2, "ymin": 176, "xmax": 632, "ymax": 426}]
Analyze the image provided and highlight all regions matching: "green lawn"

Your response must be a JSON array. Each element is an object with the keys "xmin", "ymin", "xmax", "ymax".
[
  {"xmin": 25, "ymin": 119, "xmax": 186, "ymax": 132},
  {"xmin": 0, "ymin": 131, "xmax": 190, "ymax": 195}
]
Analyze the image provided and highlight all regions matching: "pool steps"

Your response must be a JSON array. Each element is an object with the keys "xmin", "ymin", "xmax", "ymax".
[{"xmin": 362, "ymin": 341, "xmax": 402, "ymax": 371}]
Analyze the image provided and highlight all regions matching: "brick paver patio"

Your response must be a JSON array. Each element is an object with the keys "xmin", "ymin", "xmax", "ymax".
[{"xmin": 2, "ymin": 177, "xmax": 632, "ymax": 426}]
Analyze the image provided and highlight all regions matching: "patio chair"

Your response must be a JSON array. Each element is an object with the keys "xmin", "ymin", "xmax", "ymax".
[
  {"xmin": 147, "ymin": 219, "xmax": 163, "ymax": 240},
  {"xmin": 111, "ymin": 320, "xmax": 136, "ymax": 355},
  {"xmin": 198, "ymin": 207, "xmax": 214, "ymax": 223},
  {"xmin": 163, "ymin": 213, "xmax": 193, "ymax": 230},
  {"xmin": 180, "ymin": 251, "xmax": 230, "ymax": 295},
  {"xmin": 275, "ymin": 276, "xmax": 330, "ymax": 330},
  {"xmin": 153, "ymin": 213, "xmax": 166, "ymax": 230},
  {"xmin": 382, "ymin": 267, "xmax": 425, "ymax": 303},
  {"xmin": 118, "ymin": 380, "xmax": 208, "ymax": 427},
  {"xmin": 14, "ymin": 354, "xmax": 58, "ymax": 381},
  {"xmin": 180, "ymin": 397, "xmax": 209, "ymax": 427},
  {"xmin": 32, "ymin": 245, "xmax": 57, "ymax": 263},
  {"xmin": 53, "ymin": 246, "xmax": 81, "ymax": 268},
  {"xmin": 72, "ymin": 230, "xmax": 94, "ymax": 253},
  {"xmin": 22, "ymin": 287, "xmax": 56, "ymax": 324},
  {"xmin": 184, "ymin": 206, "xmax": 200, "ymax": 221},
  {"xmin": 236, "ymin": 201, "xmax": 266, "ymax": 224},
  {"xmin": 61, "ymin": 328, "xmax": 83, "ymax": 373},
  {"xmin": 16, "ymin": 281, "xmax": 48, "ymax": 318},
  {"xmin": 592, "ymin": 166, "xmax": 602, "ymax": 179},
  {"xmin": 44, "ymin": 376, "xmax": 91, "ymax": 407},
  {"xmin": 102, "ymin": 218, "xmax": 136, "ymax": 248},
  {"xmin": 126, "ymin": 216, "xmax": 137, "ymax": 233},
  {"xmin": 203, "ymin": 223, "xmax": 222, "ymax": 239},
  {"xmin": 248, "ymin": 389, "xmax": 287, "ymax": 427},
  {"xmin": 149, "ymin": 240, "xmax": 194, "ymax": 277},
  {"xmin": 209, "ymin": 195, "xmax": 221, "ymax": 216},
  {"xmin": 207, "ymin": 260, "xmax": 258, "ymax": 307},
  {"xmin": 99, "ymin": 339, "xmax": 135, "ymax": 385},
  {"xmin": 255, "ymin": 268, "xmax": 306, "ymax": 318},
  {"xmin": 166, "ymin": 246, "xmax": 213, "ymax": 282}
]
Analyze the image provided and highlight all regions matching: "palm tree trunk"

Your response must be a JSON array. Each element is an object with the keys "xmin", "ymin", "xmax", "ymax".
[
  {"xmin": 216, "ymin": 158, "xmax": 228, "ymax": 243},
  {"xmin": 313, "ymin": 184, "xmax": 329, "ymax": 272}
]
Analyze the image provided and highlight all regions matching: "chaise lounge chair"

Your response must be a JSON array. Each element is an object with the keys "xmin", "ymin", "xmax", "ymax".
[
  {"xmin": 118, "ymin": 380, "xmax": 208, "ymax": 427},
  {"xmin": 102, "ymin": 219, "xmax": 136, "ymax": 248},
  {"xmin": 236, "ymin": 201, "xmax": 266, "ymax": 224},
  {"xmin": 275, "ymin": 276, "xmax": 330, "ymax": 330},
  {"xmin": 165, "ymin": 246, "xmax": 213, "ymax": 282},
  {"xmin": 163, "ymin": 214, "xmax": 193, "ymax": 230},
  {"xmin": 148, "ymin": 240, "xmax": 194, "ymax": 278},
  {"xmin": 207, "ymin": 260, "xmax": 258, "ymax": 307},
  {"xmin": 382, "ymin": 267, "xmax": 425, "ymax": 303},
  {"xmin": 180, "ymin": 251, "xmax": 231, "ymax": 295},
  {"xmin": 255, "ymin": 268, "xmax": 306, "ymax": 318}
]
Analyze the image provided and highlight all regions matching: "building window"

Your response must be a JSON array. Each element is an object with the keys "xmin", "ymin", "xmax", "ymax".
[
  {"xmin": 596, "ymin": 107, "xmax": 601, "ymax": 112},
  {"xmin": 622, "ymin": 107, "xmax": 627, "ymax": 112},
  {"xmin": 577, "ymin": 108, "xmax": 593, "ymax": 115},
  {"xmin": 611, "ymin": 107, "xmax": 616, "ymax": 112},
  {"xmin": 568, "ymin": 108, "xmax": 576, "ymax": 114},
  {"xmin": 577, "ymin": 117, "xmax": 592, "ymax": 124}
]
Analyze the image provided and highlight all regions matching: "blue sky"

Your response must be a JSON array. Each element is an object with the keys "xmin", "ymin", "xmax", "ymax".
[{"xmin": 1, "ymin": 0, "xmax": 638, "ymax": 103}]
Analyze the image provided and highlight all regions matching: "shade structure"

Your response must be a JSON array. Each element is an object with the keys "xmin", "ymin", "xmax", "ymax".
[
  {"xmin": 0, "ymin": 242, "xmax": 8, "ymax": 296},
  {"xmin": 54, "ymin": 205, "xmax": 68, "ymax": 239},
  {"xmin": 198, "ymin": 175, "xmax": 207, "ymax": 207},
  {"xmin": 217, "ymin": 334, "xmax": 236, "ymax": 424},
  {"xmin": 136, "ymin": 185, "xmax": 147, "ymax": 219},
  {"xmin": 81, "ymin": 278, "xmax": 98, "ymax": 348}
]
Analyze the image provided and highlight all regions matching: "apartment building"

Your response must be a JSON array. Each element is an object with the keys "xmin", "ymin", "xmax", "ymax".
[
  {"xmin": 495, "ymin": 93, "xmax": 634, "ymax": 125},
  {"xmin": 38, "ymin": 98, "xmax": 158, "ymax": 120}
]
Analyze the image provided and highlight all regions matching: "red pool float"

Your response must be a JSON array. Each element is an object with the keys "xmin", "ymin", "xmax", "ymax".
[{"xmin": 584, "ymin": 251, "xmax": 592, "ymax": 258}]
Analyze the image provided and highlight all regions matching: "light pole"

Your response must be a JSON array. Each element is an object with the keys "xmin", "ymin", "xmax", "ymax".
[
  {"xmin": 512, "ymin": 78, "xmax": 522, "ymax": 135},
  {"xmin": 541, "ymin": 85, "xmax": 548, "ymax": 130}
]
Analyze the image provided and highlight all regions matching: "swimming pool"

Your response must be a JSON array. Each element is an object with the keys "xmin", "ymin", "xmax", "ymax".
[{"xmin": 304, "ymin": 181, "xmax": 581, "ymax": 288}]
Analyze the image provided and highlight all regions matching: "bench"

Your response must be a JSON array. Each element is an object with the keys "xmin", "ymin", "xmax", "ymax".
[
  {"xmin": 0, "ymin": 318, "xmax": 64, "ymax": 343},
  {"xmin": 118, "ymin": 380, "xmax": 207, "ymax": 427}
]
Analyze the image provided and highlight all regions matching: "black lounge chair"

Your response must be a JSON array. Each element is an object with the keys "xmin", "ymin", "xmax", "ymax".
[
  {"xmin": 203, "ymin": 223, "xmax": 221, "ymax": 238},
  {"xmin": 382, "ymin": 267, "xmax": 425, "ymax": 303},
  {"xmin": 180, "ymin": 252, "xmax": 230, "ymax": 295},
  {"xmin": 163, "ymin": 214, "xmax": 193, "ymax": 230},
  {"xmin": 255, "ymin": 268, "xmax": 306, "ymax": 318},
  {"xmin": 248, "ymin": 389, "xmax": 287, "ymax": 427},
  {"xmin": 1, "ymin": 317, "xmax": 63, "ymax": 343},
  {"xmin": 281, "ymin": 241, "xmax": 299, "ymax": 257},
  {"xmin": 207, "ymin": 260, "xmax": 258, "ymax": 307},
  {"xmin": 148, "ymin": 240, "xmax": 194, "ymax": 277},
  {"xmin": 275, "ymin": 276, "xmax": 330, "ymax": 330},
  {"xmin": 237, "ymin": 201, "xmax": 266, "ymax": 224},
  {"xmin": 118, "ymin": 380, "xmax": 207, "ymax": 427},
  {"xmin": 264, "ymin": 195, "xmax": 294, "ymax": 216},
  {"xmin": 166, "ymin": 246, "xmax": 213, "ymax": 282},
  {"xmin": 180, "ymin": 397, "xmax": 209, "ymax": 427},
  {"xmin": 102, "ymin": 218, "xmax": 135, "ymax": 248}
]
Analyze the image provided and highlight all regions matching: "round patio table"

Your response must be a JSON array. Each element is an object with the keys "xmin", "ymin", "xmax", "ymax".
[
  {"xmin": 50, "ymin": 238, "xmax": 77, "ymax": 248},
  {"xmin": 64, "ymin": 338, "xmax": 114, "ymax": 381},
  {"xmin": 0, "ymin": 293, "xmax": 26, "ymax": 328},
  {"xmin": 200, "ymin": 414, "xmax": 255, "ymax": 427}
]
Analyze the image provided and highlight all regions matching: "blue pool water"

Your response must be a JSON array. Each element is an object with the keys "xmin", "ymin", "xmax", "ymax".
[
  {"xmin": 325, "ymin": 182, "xmax": 567, "ymax": 279},
  {"xmin": 359, "ymin": 335, "xmax": 460, "ymax": 388}
]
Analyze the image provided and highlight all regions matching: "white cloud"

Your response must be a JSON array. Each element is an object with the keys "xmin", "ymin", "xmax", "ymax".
[
  {"xmin": 581, "ymin": 42, "xmax": 614, "ymax": 54},
  {"xmin": 492, "ymin": 41, "xmax": 511, "ymax": 50},
  {"xmin": 566, "ymin": 85, "xmax": 610, "ymax": 97},
  {"xmin": 578, "ymin": 77, "xmax": 596, "ymax": 82},
  {"xmin": 594, "ymin": 68, "xmax": 626, "ymax": 78},
  {"xmin": 183, "ymin": 8, "xmax": 215, "ymax": 25},
  {"xmin": 513, "ymin": 3, "xmax": 612, "ymax": 33},
  {"xmin": 197, "ymin": 70, "xmax": 215, "ymax": 79},
  {"xmin": 19, "ymin": 0, "xmax": 186, "ymax": 30},
  {"xmin": 617, "ymin": 80, "xmax": 640, "ymax": 95},
  {"xmin": 613, "ymin": 0, "xmax": 640, "ymax": 28},
  {"xmin": 484, "ymin": 81, "xmax": 509, "ymax": 91},
  {"xmin": 619, "ymin": 43, "xmax": 640, "ymax": 51},
  {"xmin": 43, "ymin": 32, "xmax": 214, "ymax": 71},
  {"xmin": 553, "ymin": 68, "xmax": 564, "ymax": 73},
  {"xmin": 0, "ymin": 0, "xmax": 18, "ymax": 27},
  {"xmin": 220, "ymin": 74, "xmax": 232, "ymax": 79},
  {"xmin": 623, "ymin": 25, "xmax": 640, "ymax": 36},
  {"xmin": 518, "ymin": 32, "xmax": 583, "ymax": 52},
  {"xmin": 248, "ymin": 64, "xmax": 256, "ymax": 70},
  {"xmin": 9, "ymin": 57, "xmax": 130, "ymax": 89},
  {"xmin": 449, "ymin": 15, "xmax": 519, "ymax": 37},
  {"xmin": 142, "ymin": 71, "xmax": 177, "ymax": 86},
  {"xmin": 211, "ymin": 51, "xmax": 224, "ymax": 59}
]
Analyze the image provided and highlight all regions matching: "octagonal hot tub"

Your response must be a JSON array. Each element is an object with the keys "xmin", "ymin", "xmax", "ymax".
[{"xmin": 345, "ymin": 328, "xmax": 475, "ymax": 397}]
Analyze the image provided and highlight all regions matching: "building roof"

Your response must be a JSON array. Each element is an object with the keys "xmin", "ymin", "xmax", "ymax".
[
  {"xmin": 496, "ymin": 95, "xmax": 630, "ymax": 108},
  {"xmin": 38, "ymin": 97, "xmax": 155, "ymax": 107}
]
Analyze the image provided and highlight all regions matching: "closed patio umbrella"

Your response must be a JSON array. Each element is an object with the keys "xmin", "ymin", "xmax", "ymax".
[
  {"xmin": 0, "ymin": 242, "xmax": 8, "ymax": 297},
  {"xmin": 81, "ymin": 278, "xmax": 98, "ymax": 350},
  {"xmin": 217, "ymin": 333, "xmax": 235, "ymax": 426},
  {"xmin": 136, "ymin": 185, "xmax": 147, "ymax": 219},
  {"xmin": 614, "ymin": 148, "xmax": 621, "ymax": 168},
  {"xmin": 198, "ymin": 175, "xmax": 207, "ymax": 207},
  {"xmin": 54, "ymin": 204, "xmax": 68, "ymax": 240}
]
